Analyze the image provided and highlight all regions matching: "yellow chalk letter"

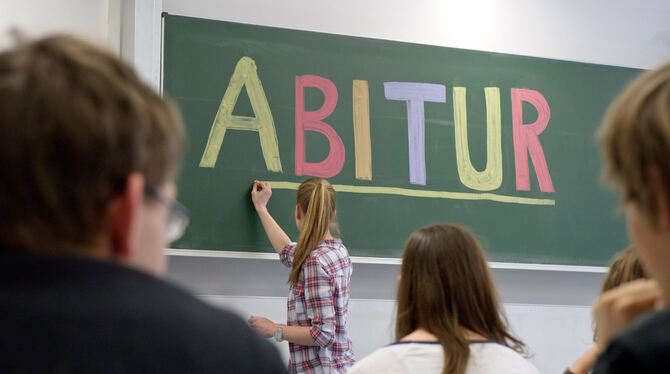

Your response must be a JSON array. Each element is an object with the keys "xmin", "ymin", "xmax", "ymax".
[
  {"xmin": 353, "ymin": 80, "xmax": 372, "ymax": 180},
  {"xmin": 199, "ymin": 57, "xmax": 282, "ymax": 172},
  {"xmin": 453, "ymin": 87, "xmax": 502, "ymax": 191}
]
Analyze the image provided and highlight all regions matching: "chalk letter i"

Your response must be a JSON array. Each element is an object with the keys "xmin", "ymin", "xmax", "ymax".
[{"xmin": 353, "ymin": 80, "xmax": 372, "ymax": 181}]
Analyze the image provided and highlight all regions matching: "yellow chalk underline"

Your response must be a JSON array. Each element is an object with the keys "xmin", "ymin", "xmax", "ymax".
[{"xmin": 267, "ymin": 181, "xmax": 555, "ymax": 206}]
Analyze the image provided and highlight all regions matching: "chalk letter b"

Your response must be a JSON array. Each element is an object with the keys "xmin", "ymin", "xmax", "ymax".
[{"xmin": 295, "ymin": 75, "xmax": 345, "ymax": 178}]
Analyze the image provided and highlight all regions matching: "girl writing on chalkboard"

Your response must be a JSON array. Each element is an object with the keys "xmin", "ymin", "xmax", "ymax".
[
  {"xmin": 349, "ymin": 223, "xmax": 539, "ymax": 374},
  {"xmin": 248, "ymin": 177, "xmax": 355, "ymax": 373}
]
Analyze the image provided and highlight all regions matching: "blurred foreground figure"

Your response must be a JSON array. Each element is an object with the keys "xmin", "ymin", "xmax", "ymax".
[{"xmin": 0, "ymin": 35, "xmax": 286, "ymax": 374}]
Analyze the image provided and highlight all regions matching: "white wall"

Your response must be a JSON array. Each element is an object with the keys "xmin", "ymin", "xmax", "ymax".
[
  {"xmin": 162, "ymin": 0, "xmax": 670, "ymax": 70},
  {"xmin": 0, "ymin": 0, "xmax": 117, "ymax": 52},
  {"xmin": 166, "ymin": 254, "xmax": 603, "ymax": 374},
  {"xmin": 199, "ymin": 295, "xmax": 594, "ymax": 374}
]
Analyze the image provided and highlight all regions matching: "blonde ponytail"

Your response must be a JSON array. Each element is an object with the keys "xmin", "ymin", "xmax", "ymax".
[{"xmin": 289, "ymin": 178, "xmax": 337, "ymax": 284}]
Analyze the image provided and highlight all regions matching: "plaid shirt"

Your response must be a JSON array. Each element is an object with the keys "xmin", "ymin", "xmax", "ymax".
[{"xmin": 280, "ymin": 239, "xmax": 355, "ymax": 374}]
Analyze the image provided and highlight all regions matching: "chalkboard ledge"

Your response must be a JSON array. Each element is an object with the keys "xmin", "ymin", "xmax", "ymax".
[{"xmin": 166, "ymin": 249, "xmax": 607, "ymax": 273}]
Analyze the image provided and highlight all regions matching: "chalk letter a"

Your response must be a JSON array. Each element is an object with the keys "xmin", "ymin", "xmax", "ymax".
[{"xmin": 199, "ymin": 56, "xmax": 282, "ymax": 172}]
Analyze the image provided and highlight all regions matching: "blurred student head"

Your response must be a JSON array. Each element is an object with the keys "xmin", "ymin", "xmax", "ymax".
[
  {"xmin": 591, "ymin": 246, "xmax": 648, "ymax": 343},
  {"xmin": 600, "ymin": 62, "xmax": 670, "ymax": 291},
  {"xmin": 601, "ymin": 246, "xmax": 647, "ymax": 294},
  {"xmin": 0, "ymin": 34, "xmax": 186, "ymax": 275}
]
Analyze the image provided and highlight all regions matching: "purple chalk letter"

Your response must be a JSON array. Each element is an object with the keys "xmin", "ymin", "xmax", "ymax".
[{"xmin": 384, "ymin": 82, "xmax": 446, "ymax": 185}]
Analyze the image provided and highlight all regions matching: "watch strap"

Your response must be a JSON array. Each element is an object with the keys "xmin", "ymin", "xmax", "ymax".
[{"xmin": 273, "ymin": 325, "xmax": 284, "ymax": 342}]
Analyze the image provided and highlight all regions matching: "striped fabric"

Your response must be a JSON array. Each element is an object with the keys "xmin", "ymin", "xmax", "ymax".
[{"xmin": 280, "ymin": 239, "xmax": 355, "ymax": 373}]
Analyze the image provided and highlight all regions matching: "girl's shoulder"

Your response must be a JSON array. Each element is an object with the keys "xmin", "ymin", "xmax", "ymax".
[
  {"xmin": 467, "ymin": 342, "xmax": 540, "ymax": 374},
  {"xmin": 350, "ymin": 342, "xmax": 442, "ymax": 374},
  {"xmin": 308, "ymin": 239, "xmax": 351, "ymax": 269},
  {"xmin": 310, "ymin": 239, "xmax": 347, "ymax": 258},
  {"xmin": 348, "ymin": 345, "xmax": 402, "ymax": 374}
]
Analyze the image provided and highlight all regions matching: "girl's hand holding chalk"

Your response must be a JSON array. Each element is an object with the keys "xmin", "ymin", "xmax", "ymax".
[{"xmin": 251, "ymin": 180, "xmax": 272, "ymax": 212}]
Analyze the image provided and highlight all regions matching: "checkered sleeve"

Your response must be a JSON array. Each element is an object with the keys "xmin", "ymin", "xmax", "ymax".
[
  {"xmin": 280, "ymin": 242, "xmax": 296, "ymax": 268},
  {"xmin": 303, "ymin": 257, "xmax": 336, "ymax": 348}
]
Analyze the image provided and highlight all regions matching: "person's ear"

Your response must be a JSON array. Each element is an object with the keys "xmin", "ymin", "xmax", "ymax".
[
  {"xmin": 332, "ymin": 209, "xmax": 337, "ymax": 220},
  {"xmin": 107, "ymin": 172, "xmax": 144, "ymax": 258},
  {"xmin": 657, "ymin": 192, "xmax": 670, "ymax": 232},
  {"xmin": 295, "ymin": 204, "xmax": 303, "ymax": 220},
  {"xmin": 649, "ymin": 168, "xmax": 670, "ymax": 232}
]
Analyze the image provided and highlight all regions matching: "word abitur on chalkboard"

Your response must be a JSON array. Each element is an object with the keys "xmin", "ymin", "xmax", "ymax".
[
  {"xmin": 200, "ymin": 56, "xmax": 554, "ymax": 204},
  {"xmin": 163, "ymin": 14, "xmax": 640, "ymax": 265}
]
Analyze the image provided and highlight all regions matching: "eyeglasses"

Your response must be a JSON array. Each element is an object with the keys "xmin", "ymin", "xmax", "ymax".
[{"xmin": 144, "ymin": 185, "xmax": 191, "ymax": 243}]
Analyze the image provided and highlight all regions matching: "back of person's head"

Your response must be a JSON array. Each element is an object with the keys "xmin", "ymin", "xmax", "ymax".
[
  {"xmin": 289, "ymin": 177, "xmax": 337, "ymax": 284},
  {"xmin": 0, "ymin": 34, "xmax": 185, "ymax": 255},
  {"xmin": 396, "ymin": 223, "xmax": 525, "ymax": 374},
  {"xmin": 601, "ymin": 247, "xmax": 647, "ymax": 293},
  {"xmin": 592, "ymin": 247, "xmax": 648, "ymax": 342},
  {"xmin": 600, "ymin": 62, "xmax": 670, "ymax": 225}
]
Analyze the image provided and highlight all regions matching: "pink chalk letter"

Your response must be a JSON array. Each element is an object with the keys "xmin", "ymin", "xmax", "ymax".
[
  {"xmin": 511, "ymin": 88, "xmax": 555, "ymax": 193},
  {"xmin": 295, "ymin": 75, "xmax": 345, "ymax": 178}
]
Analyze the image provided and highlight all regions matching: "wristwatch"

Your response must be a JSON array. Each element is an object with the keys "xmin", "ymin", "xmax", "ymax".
[{"xmin": 273, "ymin": 325, "xmax": 283, "ymax": 342}]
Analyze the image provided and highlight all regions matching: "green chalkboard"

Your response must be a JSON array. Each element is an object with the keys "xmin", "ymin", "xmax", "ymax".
[{"xmin": 163, "ymin": 14, "xmax": 641, "ymax": 266}]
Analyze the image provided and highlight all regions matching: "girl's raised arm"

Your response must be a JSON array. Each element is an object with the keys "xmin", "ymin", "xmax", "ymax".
[{"xmin": 251, "ymin": 181, "xmax": 291, "ymax": 254}]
